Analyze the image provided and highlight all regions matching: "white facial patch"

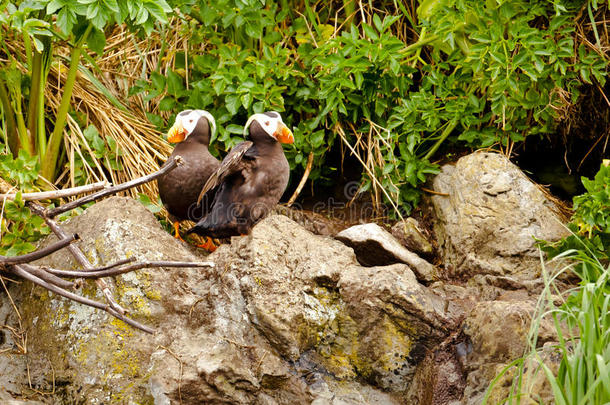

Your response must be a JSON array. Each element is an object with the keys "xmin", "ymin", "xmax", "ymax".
[
  {"xmin": 177, "ymin": 110, "xmax": 216, "ymax": 137},
  {"xmin": 243, "ymin": 112, "xmax": 284, "ymax": 138}
]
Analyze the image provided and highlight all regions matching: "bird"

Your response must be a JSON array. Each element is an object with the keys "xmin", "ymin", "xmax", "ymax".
[
  {"xmin": 157, "ymin": 110, "xmax": 220, "ymax": 249},
  {"xmin": 187, "ymin": 111, "xmax": 294, "ymax": 239}
]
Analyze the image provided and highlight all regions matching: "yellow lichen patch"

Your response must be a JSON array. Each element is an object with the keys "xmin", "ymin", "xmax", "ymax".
[{"xmin": 302, "ymin": 287, "xmax": 363, "ymax": 379}]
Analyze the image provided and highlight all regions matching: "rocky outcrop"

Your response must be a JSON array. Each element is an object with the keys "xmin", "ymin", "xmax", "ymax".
[
  {"xmin": 1, "ymin": 197, "xmax": 456, "ymax": 404},
  {"xmin": 430, "ymin": 151, "xmax": 569, "ymax": 280},
  {"xmin": 0, "ymin": 151, "xmax": 573, "ymax": 404}
]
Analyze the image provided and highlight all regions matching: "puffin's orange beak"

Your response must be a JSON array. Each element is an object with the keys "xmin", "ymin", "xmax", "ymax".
[
  {"xmin": 275, "ymin": 124, "xmax": 294, "ymax": 144},
  {"xmin": 167, "ymin": 121, "xmax": 186, "ymax": 143}
]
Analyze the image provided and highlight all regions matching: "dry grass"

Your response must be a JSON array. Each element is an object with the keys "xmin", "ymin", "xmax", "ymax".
[{"xmin": 2, "ymin": 21, "xmax": 191, "ymax": 199}]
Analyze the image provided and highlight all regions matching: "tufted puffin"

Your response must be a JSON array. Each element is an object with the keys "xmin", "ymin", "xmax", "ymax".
[
  {"xmin": 187, "ymin": 111, "xmax": 294, "ymax": 238},
  {"xmin": 157, "ymin": 110, "xmax": 220, "ymax": 247}
]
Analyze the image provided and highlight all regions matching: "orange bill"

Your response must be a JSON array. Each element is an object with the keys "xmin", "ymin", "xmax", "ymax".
[
  {"xmin": 167, "ymin": 120, "xmax": 186, "ymax": 143},
  {"xmin": 275, "ymin": 123, "xmax": 294, "ymax": 144}
]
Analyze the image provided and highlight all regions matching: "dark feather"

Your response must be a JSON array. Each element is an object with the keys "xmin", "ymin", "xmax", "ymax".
[{"xmin": 197, "ymin": 141, "xmax": 253, "ymax": 204}]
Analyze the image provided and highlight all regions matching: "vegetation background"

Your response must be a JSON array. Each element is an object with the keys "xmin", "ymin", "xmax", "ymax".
[{"xmin": 0, "ymin": 0, "xmax": 608, "ymax": 402}]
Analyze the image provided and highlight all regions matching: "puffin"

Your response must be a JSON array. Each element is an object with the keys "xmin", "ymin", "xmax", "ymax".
[
  {"xmin": 157, "ymin": 110, "xmax": 220, "ymax": 248},
  {"xmin": 187, "ymin": 111, "xmax": 294, "ymax": 238}
]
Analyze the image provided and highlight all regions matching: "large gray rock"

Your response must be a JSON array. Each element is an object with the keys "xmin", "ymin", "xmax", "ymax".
[
  {"xmin": 4, "ymin": 197, "xmax": 455, "ymax": 403},
  {"xmin": 430, "ymin": 152, "xmax": 569, "ymax": 279}
]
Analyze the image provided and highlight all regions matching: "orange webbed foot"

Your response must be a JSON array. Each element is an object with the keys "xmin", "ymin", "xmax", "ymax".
[
  {"xmin": 173, "ymin": 221, "xmax": 186, "ymax": 242},
  {"xmin": 196, "ymin": 237, "xmax": 217, "ymax": 252}
]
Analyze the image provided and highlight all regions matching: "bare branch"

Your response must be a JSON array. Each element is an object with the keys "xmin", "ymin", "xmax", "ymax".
[
  {"xmin": 78, "ymin": 257, "xmax": 135, "ymax": 272},
  {"xmin": 28, "ymin": 201, "xmax": 128, "ymax": 316},
  {"xmin": 20, "ymin": 264, "xmax": 74, "ymax": 289},
  {"xmin": 10, "ymin": 265, "xmax": 108, "ymax": 311},
  {"xmin": 0, "ymin": 181, "xmax": 109, "ymax": 201},
  {"xmin": 0, "ymin": 234, "xmax": 79, "ymax": 266},
  {"xmin": 44, "ymin": 260, "xmax": 215, "ymax": 278},
  {"xmin": 10, "ymin": 264, "xmax": 154, "ymax": 334},
  {"xmin": 47, "ymin": 156, "xmax": 184, "ymax": 218}
]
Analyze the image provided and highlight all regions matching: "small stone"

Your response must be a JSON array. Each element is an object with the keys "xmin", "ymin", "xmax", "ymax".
[{"xmin": 335, "ymin": 223, "xmax": 438, "ymax": 282}]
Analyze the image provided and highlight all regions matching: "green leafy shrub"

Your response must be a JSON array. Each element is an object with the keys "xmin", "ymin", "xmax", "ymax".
[
  {"xmin": 542, "ymin": 161, "xmax": 610, "ymax": 279},
  {"xmin": 134, "ymin": 0, "xmax": 607, "ymax": 215}
]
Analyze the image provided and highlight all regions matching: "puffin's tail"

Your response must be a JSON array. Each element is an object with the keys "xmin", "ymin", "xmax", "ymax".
[{"xmin": 186, "ymin": 221, "xmax": 206, "ymax": 236}]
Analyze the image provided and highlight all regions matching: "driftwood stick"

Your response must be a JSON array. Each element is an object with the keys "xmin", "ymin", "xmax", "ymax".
[
  {"xmin": 0, "ymin": 181, "xmax": 109, "ymax": 201},
  {"xmin": 21, "ymin": 264, "xmax": 75, "ymax": 289},
  {"xmin": 12, "ymin": 264, "xmax": 154, "ymax": 334},
  {"xmin": 74, "ymin": 257, "xmax": 135, "ymax": 272},
  {"xmin": 11, "ymin": 265, "xmax": 108, "ymax": 311},
  {"xmin": 47, "ymin": 155, "xmax": 184, "ymax": 218},
  {"xmin": 28, "ymin": 202, "xmax": 127, "ymax": 316},
  {"xmin": 13, "ymin": 264, "xmax": 153, "ymax": 333},
  {"xmin": 44, "ymin": 260, "xmax": 215, "ymax": 278},
  {"xmin": 0, "ymin": 234, "xmax": 79, "ymax": 266}
]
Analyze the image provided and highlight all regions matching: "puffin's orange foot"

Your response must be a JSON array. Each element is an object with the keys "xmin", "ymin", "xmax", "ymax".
[
  {"xmin": 196, "ymin": 237, "xmax": 217, "ymax": 252},
  {"xmin": 173, "ymin": 221, "xmax": 186, "ymax": 242}
]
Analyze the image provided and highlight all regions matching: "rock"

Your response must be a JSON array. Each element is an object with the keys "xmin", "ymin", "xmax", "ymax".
[
  {"xmin": 6, "ymin": 197, "xmax": 453, "ymax": 403},
  {"xmin": 336, "ymin": 223, "xmax": 438, "ymax": 282},
  {"xmin": 483, "ymin": 341, "xmax": 561, "ymax": 405},
  {"xmin": 217, "ymin": 215, "xmax": 453, "ymax": 393},
  {"xmin": 460, "ymin": 299, "xmax": 557, "ymax": 404},
  {"xmin": 0, "ymin": 289, "xmax": 29, "ymax": 402},
  {"xmin": 430, "ymin": 151, "xmax": 569, "ymax": 280},
  {"xmin": 274, "ymin": 206, "xmax": 350, "ymax": 236},
  {"xmin": 391, "ymin": 217, "xmax": 434, "ymax": 257}
]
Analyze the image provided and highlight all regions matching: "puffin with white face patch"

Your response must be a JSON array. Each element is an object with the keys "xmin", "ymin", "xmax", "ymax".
[
  {"xmin": 187, "ymin": 111, "xmax": 294, "ymax": 238},
  {"xmin": 157, "ymin": 110, "xmax": 220, "ymax": 247}
]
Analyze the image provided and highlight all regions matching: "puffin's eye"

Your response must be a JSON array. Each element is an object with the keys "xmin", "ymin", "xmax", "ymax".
[
  {"xmin": 189, "ymin": 119, "xmax": 194, "ymax": 123},
  {"xmin": 265, "ymin": 121, "xmax": 270, "ymax": 126}
]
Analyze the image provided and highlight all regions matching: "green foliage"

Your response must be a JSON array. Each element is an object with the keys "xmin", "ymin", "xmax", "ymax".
[
  {"xmin": 542, "ymin": 161, "xmax": 610, "ymax": 278},
  {"xmin": 420, "ymin": 0, "xmax": 607, "ymax": 147},
  {"xmin": 488, "ymin": 162, "xmax": 610, "ymax": 404},
  {"xmin": 135, "ymin": 0, "xmax": 607, "ymax": 214},
  {"xmin": 0, "ymin": 152, "xmax": 49, "ymax": 256}
]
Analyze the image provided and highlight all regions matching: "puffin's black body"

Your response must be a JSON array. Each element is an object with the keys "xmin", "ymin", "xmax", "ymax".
[
  {"xmin": 158, "ymin": 112, "xmax": 220, "ymax": 221},
  {"xmin": 187, "ymin": 112, "xmax": 293, "ymax": 238}
]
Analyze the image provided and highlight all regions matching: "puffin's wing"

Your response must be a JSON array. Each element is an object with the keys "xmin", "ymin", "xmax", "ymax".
[{"xmin": 197, "ymin": 141, "xmax": 254, "ymax": 204}]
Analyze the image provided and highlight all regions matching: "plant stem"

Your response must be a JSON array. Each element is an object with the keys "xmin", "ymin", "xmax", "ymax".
[
  {"xmin": 27, "ymin": 50, "xmax": 42, "ymax": 152},
  {"xmin": 399, "ymin": 34, "xmax": 439, "ymax": 56},
  {"xmin": 41, "ymin": 24, "xmax": 92, "ymax": 181},
  {"xmin": 423, "ymin": 118, "xmax": 458, "ymax": 161},
  {"xmin": 0, "ymin": 80, "xmax": 20, "ymax": 155},
  {"xmin": 343, "ymin": 0, "xmax": 355, "ymax": 25}
]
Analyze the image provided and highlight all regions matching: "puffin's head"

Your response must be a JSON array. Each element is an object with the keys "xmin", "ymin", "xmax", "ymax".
[
  {"xmin": 244, "ymin": 112, "xmax": 294, "ymax": 144},
  {"xmin": 167, "ymin": 110, "xmax": 216, "ymax": 144}
]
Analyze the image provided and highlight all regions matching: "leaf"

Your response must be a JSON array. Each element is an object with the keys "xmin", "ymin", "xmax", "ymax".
[
  {"xmin": 225, "ymin": 94, "xmax": 241, "ymax": 115},
  {"xmin": 159, "ymin": 96, "xmax": 175, "ymax": 111},
  {"xmin": 86, "ymin": 27, "xmax": 106, "ymax": 55},
  {"xmin": 241, "ymin": 93, "xmax": 252, "ymax": 109},
  {"xmin": 373, "ymin": 14, "xmax": 383, "ymax": 33},
  {"xmin": 47, "ymin": 0, "xmax": 66, "ymax": 14},
  {"xmin": 362, "ymin": 24, "xmax": 378, "ymax": 41},
  {"xmin": 309, "ymin": 130, "xmax": 325, "ymax": 147},
  {"xmin": 226, "ymin": 124, "xmax": 243, "ymax": 134}
]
